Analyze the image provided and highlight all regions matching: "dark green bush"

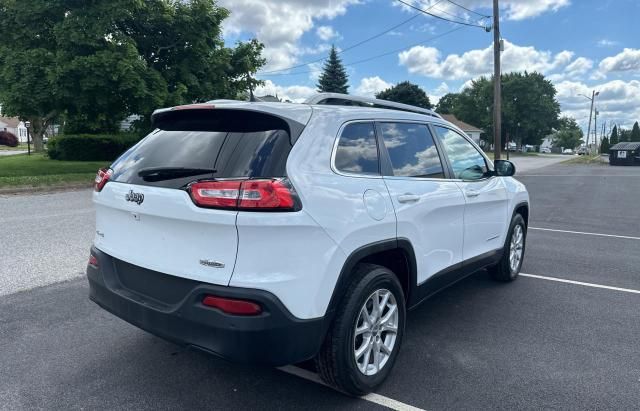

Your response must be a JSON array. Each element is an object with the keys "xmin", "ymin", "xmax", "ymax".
[
  {"xmin": 47, "ymin": 134, "xmax": 140, "ymax": 161},
  {"xmin": 0, "ymin": 131, "xmax": 19, "ymax": 147}
]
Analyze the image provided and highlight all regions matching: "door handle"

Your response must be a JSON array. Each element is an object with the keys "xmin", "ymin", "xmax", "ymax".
[
  {"xmin": 465, "ymin": 189, "xmax": 480, "ymax": 198},
  {"xmin": 398, "ymin": 194, "xmax": 420, "ymax": 203}
]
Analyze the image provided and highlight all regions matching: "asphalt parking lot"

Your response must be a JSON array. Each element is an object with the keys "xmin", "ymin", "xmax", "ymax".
[{"xmin": 1, "ymin": 159, "xmax": 639, "ymax": 410}]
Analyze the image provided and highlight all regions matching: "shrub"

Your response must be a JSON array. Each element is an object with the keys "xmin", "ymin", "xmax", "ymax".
[
  {"xmin": 0, "ymin": 131, "xmax": 19, "ymax": 147},
  {"xmin": 47, "ymin": 134, "xmax": 140, "ymax": 161}
]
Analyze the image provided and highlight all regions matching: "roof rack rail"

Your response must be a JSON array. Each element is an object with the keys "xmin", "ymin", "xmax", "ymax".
[{"xmin": 303, "ymin": 93, "xmax": 442, "ymax": 119}]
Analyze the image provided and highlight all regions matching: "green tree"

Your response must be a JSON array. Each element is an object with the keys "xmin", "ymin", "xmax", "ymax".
[
  {"xmin": 317, "ymin": 45, "xmax": 349, "ymax": 94},
  {"xmin": 552, "ymin": 117, "xmax": 583, "ymax": 150},
  {"xmin": 435, "ymin": 93, "xmax": 460, "ymax": 114},
  {"xmin": 620, "ymin": 128, "xmax": 632, "ymax": 142},
  {"xmin": 631, "ymin": 121, "xmax": 640, "ymax": 142},
  {"xmin": 600, "ymin": 136, "xmax": 610, "ymax": 153},
  {"xmin": 375, "ymin": 81, "xmax": 432, "ymax": 109},
  {"xmin": 610, "ymin": 125, "xmax": 619, "ymax": 145},
  {"xmin": 0, "ymin": 0, "xmax": 265, "ymax": 149},
  {"xmin": 437, "ymin": 72, "xmax": 560, "ymax": 148}
]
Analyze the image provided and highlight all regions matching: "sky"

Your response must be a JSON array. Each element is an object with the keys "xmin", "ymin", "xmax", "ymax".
[{"xmin": 219, "ymin": 0, "xmax": 640, "ymax": 133}]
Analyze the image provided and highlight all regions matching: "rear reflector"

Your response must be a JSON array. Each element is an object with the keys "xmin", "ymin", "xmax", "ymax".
[
  {"xmin": 202, "ymin": 295, "xmax": 262, "ymax": 315},
  {"xmin": 94, "ymin": 168, "xmax": 113, "ymax": 192},
  {"xmin": 189, "ymin": 178, "xmax": 298, "ymax": 211},
  {"xmin": 88, "ymin": 254, "xmax": 99, "ymax": 267}
]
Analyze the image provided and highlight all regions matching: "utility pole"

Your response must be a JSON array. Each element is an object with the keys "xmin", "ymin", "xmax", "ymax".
[
  {"xmin": 492, "ymin": 0, "xmax": 501, "ymax": 160},
  {"xmin": 585, "ymin": 90, "xmax": 595, "ymax": 150},
  {"xmin": 594, "ymin": 107, "xmax": 598, "ymax": 153}
]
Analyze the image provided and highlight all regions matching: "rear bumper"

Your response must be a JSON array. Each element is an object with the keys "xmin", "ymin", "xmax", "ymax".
[{"xmin": 87, "ymin": 247, "xmax": 326, "ymax": 366}]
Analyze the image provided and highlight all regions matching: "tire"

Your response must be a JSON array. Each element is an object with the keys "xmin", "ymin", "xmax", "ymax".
[
  {"xmin": 315, "ymin": 263, "xmax": 406, "ymax": 396},
  {"xmin": 489, "ymin": 213, "xmax": 526, "ymax": 282}
]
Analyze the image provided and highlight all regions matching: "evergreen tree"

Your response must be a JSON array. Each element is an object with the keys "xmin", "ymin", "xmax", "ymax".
[
  {"xmin": 631, "ymin": 121, "xmax": 640, "ymax": 142},
  {"xmin": 610, "ymin": 125, "xmax": 619, "ymax": 145},
  {"xmin": 600, "ymin": 136, "xmax": 610, "ymax": 154},
  {"xmin": 316, "ymin": 45, "xmax": 349, "ymax": 94}
]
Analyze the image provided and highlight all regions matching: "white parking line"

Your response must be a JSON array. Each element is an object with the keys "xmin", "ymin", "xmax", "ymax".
[
  {"xmin": 519, "ymin": 174, "xmax": 638, "ymax": 177},
  {"xmin": 521, "ymin": 273, "xmax": 640, "ymax": 295},
  {"xmin": 529, "ymin": 227, "xmax": 640, "ymax": 241},
  {"xmin": 278, "ymin": 365, "xmax": 425, "ymax": 411}
]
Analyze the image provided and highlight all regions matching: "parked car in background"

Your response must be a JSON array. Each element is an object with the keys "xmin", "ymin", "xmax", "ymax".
[
  {"xmin": 562, "ymin": 148, "xmax": 574, "ymax": 155},
  {"xmin": 576, "ymin": 147, "xmax": 589, "ymax": 155},
  {"xmin": 540, "ymin": 147, "xmax": 551, "ymax": 154}
]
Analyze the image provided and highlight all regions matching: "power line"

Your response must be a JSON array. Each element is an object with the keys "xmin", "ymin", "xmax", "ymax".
[
  {"xmin": 258, "ymin": 0, "xmax": 449, "ymax": 76},
  {"xmin": 395, "ymin": 0, "xmax": 488, "ymax": 28},
  {"xmin": 259, "ymin": 26, "xmax": 465, "ymax": 77},
  {"xmin": 417, "ymin": 0, "xmax": 489, "ymax": 23},
  {"xmin": 258, "ymin": 14, "xmax": 423, "ymax": 75},
  {"xmin": 444, "ymin": 0, "xmax": 491, "ymax": 18}
]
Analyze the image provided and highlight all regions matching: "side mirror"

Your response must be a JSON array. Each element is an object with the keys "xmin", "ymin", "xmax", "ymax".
[{"xmin": 494, "ymin": 160, "xmax": 516, "ymax": 177}]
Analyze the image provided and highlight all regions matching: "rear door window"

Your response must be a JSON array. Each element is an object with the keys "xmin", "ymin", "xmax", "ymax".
[
  {"xmin": 378, "ymin": 122, "xmax": 445, "ymax": 178},
  {"xmin": 334, "ymin": 122, "xmax": 379, "ymax": 175},
  {"xmin": 110, "ymin": 129, "xmax": 291, "ymax": 188}
]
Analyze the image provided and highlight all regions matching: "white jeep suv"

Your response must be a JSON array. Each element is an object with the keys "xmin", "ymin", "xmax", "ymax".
[{"xmin": 87, "ymin": 94, "xmax": 529, "ymax": 395}]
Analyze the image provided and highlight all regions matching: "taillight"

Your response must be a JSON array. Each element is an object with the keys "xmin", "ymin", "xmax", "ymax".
[
  {"xmin": 202, "ymin": 295, "xmax": 262, "ymax": 316},
  {"xmin": 190, "ymin": 180, "xmax": 242, "ymax": 208},
  {"xmin": 189, "ymin": 178, "xmax": 299, "ymax": 211},
  {"xmin": 94, "ymin": 168, "xmax": 112, "ymax": 192}
]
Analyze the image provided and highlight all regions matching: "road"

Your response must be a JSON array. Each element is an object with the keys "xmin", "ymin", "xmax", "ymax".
[{"xmin": 1, "ymin": 159, "xmax": 639, "ymax": 410}]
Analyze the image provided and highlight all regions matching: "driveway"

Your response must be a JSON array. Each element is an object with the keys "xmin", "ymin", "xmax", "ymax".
[
  {"xmin": 1, "ymin": 161, "xmax": 639, "ymax": 410},
  {"xmin": 507, "ymin": 154, "xmax": 568, "ymax": 173},
  {"xmin": 0, "ymin": 150, "xmax": 27, "ymax": 156}
]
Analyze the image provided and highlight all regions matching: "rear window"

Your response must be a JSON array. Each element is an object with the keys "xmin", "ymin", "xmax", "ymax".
[{"xmin": 110, "ymin": 129, "xmax": 292, "ymax": 188}]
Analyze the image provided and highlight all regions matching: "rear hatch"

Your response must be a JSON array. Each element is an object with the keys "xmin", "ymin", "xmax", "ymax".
[{"xmin": 93, "ymin": 104, "xmax": 310, "ymax": 286}]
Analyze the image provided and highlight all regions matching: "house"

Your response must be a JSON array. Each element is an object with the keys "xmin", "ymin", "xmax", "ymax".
[
  {"xmin": 540, "ymin": 135, "xmax": 554, "ymax": 151},
  {"xmin": 254, "ymin": 94, "xmax": 281, "ymax": 102},
  {"xmin": 0, "ymin": 116, "xmax": 28, "ymax": 143},
  {"xmin": 440, "ymin": 114, "xmax": 483, "ymax": 144}
]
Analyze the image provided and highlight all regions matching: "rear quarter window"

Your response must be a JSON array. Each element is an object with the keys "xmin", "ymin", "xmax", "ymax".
[{"xmin": 334, "ymin": 122, "xmax": 379, "ymax": 175}]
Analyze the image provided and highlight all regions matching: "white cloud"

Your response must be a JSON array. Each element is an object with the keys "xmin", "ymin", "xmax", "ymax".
[
  {"xmin": 355, "ymin": 76, "xmax": 392, "ymax": 97},
  {"xmin": 316, "ymin": 25, "xmax": 339, "ymax": 41},
  {"xmin": 398, "ymin": 40, "xmax": 576, "ymax": 80},
  {"xmin": 556, "ymin": 79, "xmax": 640, "ymax": 130},
  {"xmin": 219, "ymin": 0, "xmax": 360, "ymax": 71},
  {"xmin": 396, "ymin": 0, "xmax": 570, "ymax": 21},
  {"xmin": 597, "ymin": 39, "xmax": 619, "ymax": 48},
  {"xmin": 599, "ymin": 48, "xmax": 640, "ymax": 74},
  {"xmin": 254, "ymin": 80, "xmax": 316, "ymax": 103}
]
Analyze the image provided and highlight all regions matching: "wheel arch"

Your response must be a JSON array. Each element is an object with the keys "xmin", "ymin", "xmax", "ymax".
[
  {"xmin": 325, "ymin": 238, "xmax": 418, "ymax": 321},
  {"xmin": 513, "ymin": 201, "xmax": 529, "ymax": 227}
]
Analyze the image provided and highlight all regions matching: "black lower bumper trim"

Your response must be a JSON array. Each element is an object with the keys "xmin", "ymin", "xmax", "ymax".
[{"xmin": 87, "ymin": 247, "xmax": 325, "ymax": 366}]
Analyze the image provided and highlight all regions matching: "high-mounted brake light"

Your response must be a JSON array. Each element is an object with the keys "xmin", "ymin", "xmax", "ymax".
[
  {"xmin": 202, "ymin": 295, "xmax": 262, "ymax": 316},
  {"xmin": 94, "ymin": 168, "xmax": 113, "ymax": 192},
  {"xmin": 189, "ymin": 179, "xmax": 298, "ymax": 211},
  {"xmin": 173, "ymin": 104, "xmax": 215, "ymax": 111}
]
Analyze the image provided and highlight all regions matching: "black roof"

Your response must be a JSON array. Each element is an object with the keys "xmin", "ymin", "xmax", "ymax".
[{"xmin": 610, "ymin": 142, "xmax": 640, "ymax": 150}]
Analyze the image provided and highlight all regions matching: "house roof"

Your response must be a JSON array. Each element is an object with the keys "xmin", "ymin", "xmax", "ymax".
[
  {"xmin": 610, "ymin": 142, "xmax": 640, "ymax": 150},
  {"xmin": 0, "ymin": 116, "xmax": 20, "ymax": 128},
  {"xmin": 440, "ymin": 114, "xmax": 483, "ymax": 132}
]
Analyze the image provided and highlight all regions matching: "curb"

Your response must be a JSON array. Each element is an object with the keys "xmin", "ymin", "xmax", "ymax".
[{"xmin": 0, "ymin": 183, "xmax": 93, "ymax": 196}]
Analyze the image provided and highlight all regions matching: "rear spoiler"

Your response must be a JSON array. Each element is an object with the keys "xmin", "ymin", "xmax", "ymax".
[{"xmin": 150, "ymin": 103, "xmax": 309, "ymax": 143}]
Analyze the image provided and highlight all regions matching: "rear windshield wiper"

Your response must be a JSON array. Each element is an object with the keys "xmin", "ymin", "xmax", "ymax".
[{"xmin": 138, "ymin": 167, "xmax": 217, "ymax": 182}]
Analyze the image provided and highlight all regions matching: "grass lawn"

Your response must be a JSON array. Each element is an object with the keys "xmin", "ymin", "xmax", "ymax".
[
  {"xmin": 0, "ymin": 153, "xmax": 108, "ymax": 188},
  {"xmin": 562, "ymin": 154, "xmax": 606, "ymax": 165}
]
